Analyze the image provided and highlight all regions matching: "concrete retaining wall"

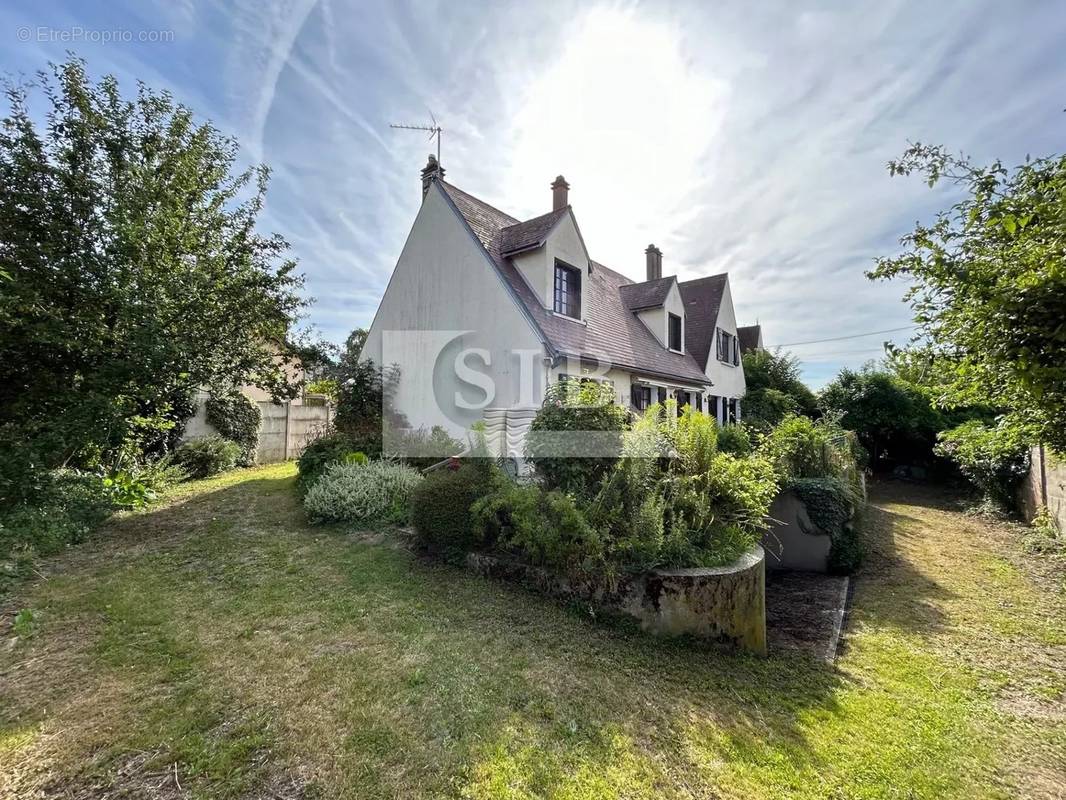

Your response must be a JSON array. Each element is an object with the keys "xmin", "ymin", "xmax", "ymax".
[
  {"xmin": 183, "ymin": 392, "xmax": 332, "ymax": 463},
  {"xmin": 1018, "ymin": 445, "xmax": 1066, "ymax": 531},
  {"xmin": 762, "ymin": 490, "xmax": 833, "ymax": 572},
  {"xmin": 466, "ymin": 546, "xmax": 767, "ymax": 655}
]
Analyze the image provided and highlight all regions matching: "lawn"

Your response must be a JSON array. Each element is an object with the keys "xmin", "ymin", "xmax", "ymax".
[{"xmin": 1, "ymin": 464, "xmax": 1063, "ymax": 799}]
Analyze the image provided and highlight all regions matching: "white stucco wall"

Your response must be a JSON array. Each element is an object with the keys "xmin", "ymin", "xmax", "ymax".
[
  {"xmin": 361, "ymin": 183, "xmax": 547, "ymax": 437},
  {"xmin": 703, "ymin": 278, "xmax": 747, "ymax": 400}
]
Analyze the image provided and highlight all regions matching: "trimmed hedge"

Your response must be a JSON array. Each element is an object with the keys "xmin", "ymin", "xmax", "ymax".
[{"xmin": 410, "ymin": 463, "xmax": 500, "ymax": 557}]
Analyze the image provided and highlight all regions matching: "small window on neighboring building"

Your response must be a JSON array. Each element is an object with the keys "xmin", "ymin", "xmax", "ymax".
[
  {"xmin": 553, "ymin": 260, "xmax": 581, "ymax": 318},
  {"xmin": 668, "ymin": 313, "xmax": 682, "ymax": 351}
]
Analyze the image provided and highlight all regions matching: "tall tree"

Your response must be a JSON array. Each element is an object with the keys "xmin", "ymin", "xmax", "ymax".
[
  {"xmin": 0, "ymin": 58, "xmax": 306, "ymax": 491},
  {"xmin": 869, "ymin": 142, "xmax": 1066, "ymax": 451}
]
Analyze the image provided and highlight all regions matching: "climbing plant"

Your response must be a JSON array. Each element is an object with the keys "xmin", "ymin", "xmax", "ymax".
[{"xmin": 205, "ymin": 391, "xmax": 261, "ymax": 466}]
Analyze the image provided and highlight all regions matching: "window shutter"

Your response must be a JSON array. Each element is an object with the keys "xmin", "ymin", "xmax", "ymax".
[
  {"xmin": 696, "ymin": 394, "xmax": 703, "ymax": 412},
  {"xmin": 657, "ymin": 387, "xmax": 667, "ymax": 405},
  {"xmin": 733, "ymin": 336, "xmax": 739, "ymax": 365},
  {"xmin": 631, "ymin": 383, "xmax": 643, "ymax": 410}
]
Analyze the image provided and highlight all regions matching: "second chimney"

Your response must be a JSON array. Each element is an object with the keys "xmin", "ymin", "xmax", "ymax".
[
  {"xmin": 645, "ymin": 244, "xmax": 663, "ymax": 281},
  {"xmin": 551, "ymin": 175, "xmax": 570, "ymax": 211}
]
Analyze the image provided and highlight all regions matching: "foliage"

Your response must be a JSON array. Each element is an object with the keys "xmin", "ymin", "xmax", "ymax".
[
  {"xmin": 742, "ymin": 349, "xmax": 818, "ymax": 430},
  {"xmin": 0, "ymin": 469, "xmax": 115, "ymax": 592},
  {"xmin": 934, "ymin": 420, "xmax": 1030, "ymax": 509},
  {"xmin": 385, "ymin": 425, "xmax": 464, "ymax": 470},
  {"xmin": 659, "ymin": 452, "xmax": 779, "ymax": 568},
  {"xmin": 526, "ymin": 380, "xmax": 628, "ymax": 498},
  {"xmin": 472, "ymin": 483, "xmax": 602, "ymax": 573},
  {"xmin": 206, "ymin": 391, "xmax": 261, "ymax": 466},
  {"xmin": 305, "ymin": 379, "xmax": 339, "ymax": 402},
  {"xmin": 790, "ymin": 477, "xmax": 864, "ymax": 573},
  {"xmin": 102, "ymin": 461, "xmax": 185, "ymax": 509},
  {"xmin": 0, "ymin": 58, "xmax": 306, "ymax": 492},
  {"xmin": 762, "ymin": 414, "xmax": 860, "ymax": 483},
  {"xmin": 303, "ymin": 460, "xmax": 422, "ymax": 525},
  {"xmin": 296, "ymin": 429, "xmax": 382, "ymax": 490},
  {"xmin": 869, "ymin": 142, "xmax": 1066, "ymax": 452},
  {"xmin": 716, "ymin": 424, "xmax": 753, "ymax": 456},
  {"xmin": 410, "ymin": 463, "xmax": 502, "ymax": 557},
  {"xmin": 170, "ymin": 436, "xmax": 242, "ymax": 479},
  {"xmin": 818, "ymin": 368, "xmax": 953, "ymax": 469}
]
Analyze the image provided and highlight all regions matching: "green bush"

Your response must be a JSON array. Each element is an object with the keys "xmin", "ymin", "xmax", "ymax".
[
  {"xmin": 1, "ymin": 469, "xmax": 116, "ymax": 592},
  {"xmin": 934, "ymin": 420, "xmax": 1030, "ymax": 509},
  {"xmin": 410, "ymin": 463, "xmax": 501, "ymax": 557},
  {"xmin": 790, "ymin": 477, "xmax": 864, "ymax": 573},
  {"xmin": 385, "ymin": 425, "xmax": 464, "ymax": 470},
  {"xmin": 716, "ymin": 424, "xmax": 753, "ymax": 456},
  {"xmin": 526, "ymin": 380, "xmax": 628, "ymax": 498},
  {"xmin": 297, "ymin": 430, "xmax": 381, "ymax": 489},
  {"xmin": 205, "ymin": 391, "xmax": 261, "ymax": 466},
  {"xmin": 761, "ymin": 414, "xmax": 861, "ymax": 487},
  {"xmin": 472, "ymin": 483, "xmax": 601, "ymax": 573},
  {"xmin": 303, "ymin": 461, "xmax": 421, "ymax": 525},
  {"xmin": 171, "ymin": 436, "xmax": 241, "ymax": 479}
]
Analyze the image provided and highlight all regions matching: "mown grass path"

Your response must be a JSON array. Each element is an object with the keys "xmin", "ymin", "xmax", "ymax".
[{"xmin": 1, "ymin": 465, "xmax": 1063, "ymax": 799}]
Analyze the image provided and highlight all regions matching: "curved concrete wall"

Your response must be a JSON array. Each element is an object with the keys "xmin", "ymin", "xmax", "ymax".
[{"xmin": 466, "ymin": 546, "xmax": 767, "ymax": 655}]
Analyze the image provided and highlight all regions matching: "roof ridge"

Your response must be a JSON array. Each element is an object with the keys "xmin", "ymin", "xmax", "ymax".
[
  {"xmin": 502, "ymin": 206, "xmax": 568, "ymax": 230},
  {"xmin": 678, "ymin": 272, "xmax": 728, "ymax": 286}
]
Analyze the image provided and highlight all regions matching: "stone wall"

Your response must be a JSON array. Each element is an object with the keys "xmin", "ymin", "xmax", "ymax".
[
  {"xmin": 466, "ymin": 546, "xmax": 767, "ymax": 655},
  {"xmin": 1018, "ymin": 445, "xmax": 1066, "ymax": 531}
]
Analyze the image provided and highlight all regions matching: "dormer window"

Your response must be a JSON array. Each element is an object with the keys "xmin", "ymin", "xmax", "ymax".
[
  {"xmin": 553, "ymin": 260, "xmax": 581, "ymax": 318},
  {"xmin": 668, "ymin": 313, "xmax": 682, "ymax": 352}
]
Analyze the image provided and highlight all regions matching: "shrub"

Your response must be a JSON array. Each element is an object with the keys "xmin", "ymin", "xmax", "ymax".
[
  {"xmin": 761, "ymin": 414, "xmax": 861, "ymax": 485},
  {"xmin": 171, "ymin": 435, "xmax": 241, "ymax": 479},
  {"xmin": 473, "ymin": 483, "xmax": 602, "ymax": 573},
  {"xmin": 205, "ymin": 391, "xmax": 261, "ymax": 466},
  {"xmin": 717, "ymin": 424, "xmax": 753, "ymax": 456},
  {"xmin": 934, "ymin": 420, "xmax": 1030, "ymax": 509},
  {"xmin": 410, "ymin": 463, "xmax": 501, "ymax": 556},
  {"xmin": 526, "ymin": 380, "xmax": 628, "ymax": 498},
  {"xmin": 1, "ymin": 469, "xmax": 116, "ymax": 592},
  {"xmin": 297, "ymin": 429, "xmax": 381, "ymax": 489},
  {"xmin": 790, "ymin": 477, "xmax": 864, "ymax": 573},
  {"xmin": 385, "ymin": 425, "xmax": 464, "ymax": 470},
  {"xmin": 303, "ymin": 460, "xmax": 421, "ymax": 525}
]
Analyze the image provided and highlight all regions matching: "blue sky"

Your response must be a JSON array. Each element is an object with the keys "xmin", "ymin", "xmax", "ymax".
[{"xmin": 3, "ymin": 1, "xmax": 1065, "ymax": 388}]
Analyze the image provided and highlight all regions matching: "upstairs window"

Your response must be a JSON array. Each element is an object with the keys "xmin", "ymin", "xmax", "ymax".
[
  {"xmin": 717, "ymin": 328, "xmax": 739, "ymax": 365},
  {"xmin": 553, "ymin": 261, "xmax": 581, "ymax": 319},
  {"xmin": 668, "ymin": 313, "xmax": 682, "ymax": 351}
]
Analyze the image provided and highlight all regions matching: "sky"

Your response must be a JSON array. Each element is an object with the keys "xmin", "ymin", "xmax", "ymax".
[{"xmin": 2, "ymin": 0, "xmax": 1064, "ymax": 388}]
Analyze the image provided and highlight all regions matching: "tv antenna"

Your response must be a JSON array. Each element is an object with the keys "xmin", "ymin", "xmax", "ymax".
[{"xmin": 390, "ymin": 113, "xmax": 443, "ymax": 163}]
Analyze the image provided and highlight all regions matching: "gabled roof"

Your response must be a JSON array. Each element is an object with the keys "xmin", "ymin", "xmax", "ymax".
[
  {"xmin": 500, "ymin": 207, "xmax": 569, "ymax": 255},
  {"xmin": 678, "ymin": 274, "xmax": 728, "ymax": 371},
  {"xmin": 738, "ymin": 324, "xmax": 762, "ymax": 354},
  {"xmin": 438, "ymin": 180, "xmax": 711, "ymax": 386},
  {"xmin": 618, "ymin": 276, "xmax": 676, "ymax": 311}
]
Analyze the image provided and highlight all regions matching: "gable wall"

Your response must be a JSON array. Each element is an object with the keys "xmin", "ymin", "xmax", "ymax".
[
  {"xmin": 703, "ymin": 278, "xmax": 747, "ymax": 398},
  {"xmin": 361, "ymin": 183, "xmax": 546, "ymax": 437}
]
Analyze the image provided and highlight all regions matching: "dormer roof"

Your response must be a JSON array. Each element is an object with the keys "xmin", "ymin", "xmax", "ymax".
[
  {"xmin": 500, "ymin": 207, "xmax": 570, "ymax": 256},
  {"xmin": 618, "ymin": 276, "xmax": 677, "ymax": 311}
]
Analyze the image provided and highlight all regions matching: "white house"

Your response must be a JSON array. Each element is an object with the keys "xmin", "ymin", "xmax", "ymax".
[{"xmin": 360, "ymin": 156, "xmax": 756, "ymax": 443}]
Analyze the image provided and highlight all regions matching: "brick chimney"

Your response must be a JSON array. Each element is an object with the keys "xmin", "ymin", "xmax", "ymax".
[
  {"xmin": 645, "ymin": 244, "xmax": 663, "ymax": 281},
  {"xmin": 551, "ymin": 175, "xmax": 570, "ymax": 211},
  {"xmin": 421, "ymin": 154, "xmax": 445, "ymax": 199}
]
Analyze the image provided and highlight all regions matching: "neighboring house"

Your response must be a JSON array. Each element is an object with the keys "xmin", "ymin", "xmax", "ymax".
[
  {"xmin": 360, "ymin": 156, "xmax": 756, "ymax": 441},
  {"xmin": 738, "ymin": 324, "xmax": 764, "ymax": 354}
]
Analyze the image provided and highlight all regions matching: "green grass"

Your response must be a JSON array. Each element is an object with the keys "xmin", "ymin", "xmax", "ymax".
[{"xmin": 1, "ymin": 466, "xmax": 1063, "ymax": 798}]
